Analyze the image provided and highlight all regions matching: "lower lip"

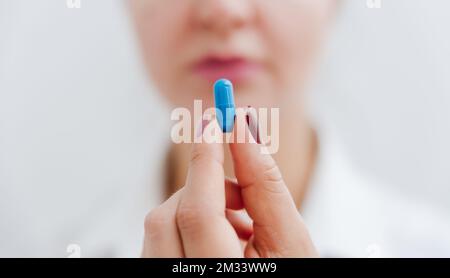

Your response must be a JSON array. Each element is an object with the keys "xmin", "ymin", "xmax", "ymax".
[{"xmin": 192, "ymin": 59, "xmax": 262, "ymax": 83}]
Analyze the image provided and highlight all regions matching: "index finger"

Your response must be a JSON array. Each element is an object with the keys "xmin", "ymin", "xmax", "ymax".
[
  {"xmin": 182, "ymin": 119, "xmax": 225, "ymax": 212},
  {"xmin": 176, "ymin": 119, "xmax": 242, "ymax": 257}
]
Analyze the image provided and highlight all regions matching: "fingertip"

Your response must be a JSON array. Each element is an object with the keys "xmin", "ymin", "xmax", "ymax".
[
  {"xmin": 246, "ymin": 106, "xmax": 260, "ymax": 144},
  {"xmin": 229, "ymin": 107, "xmax": 263, "ymax": 171}
]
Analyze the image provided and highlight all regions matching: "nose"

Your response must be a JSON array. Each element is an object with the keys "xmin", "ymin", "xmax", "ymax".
[{"xmin": 193, "ymin": 0, "xmax": 255, "ymax": 34}]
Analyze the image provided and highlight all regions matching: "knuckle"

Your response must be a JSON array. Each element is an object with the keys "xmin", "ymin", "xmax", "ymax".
[
  {"xmin": 260, "ymin": 163, "xmax": 285, "ymax": 195},
  {"xmin": 190, "ymin": 148, "xmax": 205, "ymax": 165},
  {"xmin": 190, "ymin": 147, "xmax": 212, "ymax": 165},
  {"xmin": 144, "ymin": 208, "xmax": 168, "ymax": 235},
  {"xmin": 176, "ymin": 204, "xmax": 213, "ymax": 232},
  {"xmin": 262, "ymin": 163, "xmax": 283, "ymax": 183},
  {"xmin": 190, "ymin": 148, "xmax": 222, "ymax": 169}
]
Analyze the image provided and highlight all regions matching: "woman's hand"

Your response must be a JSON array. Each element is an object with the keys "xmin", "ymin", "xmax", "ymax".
[{"xmin": 141, "ymin": 114, "xmax": 318, "ymax": 258}]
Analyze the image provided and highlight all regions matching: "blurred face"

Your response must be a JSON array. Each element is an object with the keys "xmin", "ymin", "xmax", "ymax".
[{"xmin": 130, "ymin": 0, "xmax": 334, "ymax": 110}]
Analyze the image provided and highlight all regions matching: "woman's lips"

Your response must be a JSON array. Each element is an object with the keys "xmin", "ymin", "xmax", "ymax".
[{"xmin": 192, "ymin": 57, "xmax": 262, "ymax": 82}]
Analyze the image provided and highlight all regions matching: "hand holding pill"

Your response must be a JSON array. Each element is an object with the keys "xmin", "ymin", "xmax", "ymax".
[{"xmin": 141, "ymin": 80, "xmax": 317, "ymax": 258}]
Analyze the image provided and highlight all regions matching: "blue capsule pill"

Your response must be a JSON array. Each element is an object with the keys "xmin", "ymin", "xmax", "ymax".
[{"xmin": 214, "ymin": 79, "xmax": 236, "ymax": 133}]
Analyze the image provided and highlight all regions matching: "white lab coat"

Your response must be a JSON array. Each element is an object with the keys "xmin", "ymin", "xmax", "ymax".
[{"xmin": 1, "ymin": 127, "xmax": 449, "ymax": 258}]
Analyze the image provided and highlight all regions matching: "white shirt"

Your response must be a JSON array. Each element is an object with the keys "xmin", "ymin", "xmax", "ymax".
[{"xmin": 302, "ymin": 127, "xmax": 450, "ymax": 257}]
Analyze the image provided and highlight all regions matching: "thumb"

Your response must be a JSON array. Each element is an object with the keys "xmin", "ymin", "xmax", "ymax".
[{"xmin": 229, "ymin": 108, "xmax": 316, "ymax": 257}]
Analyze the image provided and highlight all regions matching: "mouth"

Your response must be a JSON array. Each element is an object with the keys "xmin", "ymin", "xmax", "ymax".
[{"xmin": 191, "ymin": 56, "xmax": 262, "ymax": 83}]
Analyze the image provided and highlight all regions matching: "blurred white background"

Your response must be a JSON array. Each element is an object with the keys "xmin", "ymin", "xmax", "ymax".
[{"xmin": 0, "ymin": 0, "xmax": 449, "ymax": 255}]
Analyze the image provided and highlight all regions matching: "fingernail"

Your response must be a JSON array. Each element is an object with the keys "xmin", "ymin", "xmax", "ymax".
[
  {"xmin": 195, "ymin": 118, "xmax": 211, "ymax": 140},
  {"xmin": 246, "ymin": 106, "xmax": 261, "ymax": 144}
]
